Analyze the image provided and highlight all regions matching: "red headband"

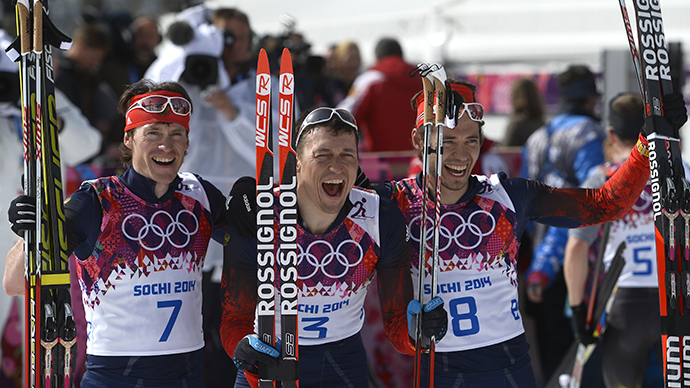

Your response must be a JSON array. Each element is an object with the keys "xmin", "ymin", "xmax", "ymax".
[
  {"xmin": 415, "ymin": 83, "xmax": 475, "ymax": 128},
  {"xmin": 124, "ymin": 90, "xmax": 191, "ymax": 132}
]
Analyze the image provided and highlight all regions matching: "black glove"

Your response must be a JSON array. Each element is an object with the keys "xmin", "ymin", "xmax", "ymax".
[
  {"xmin": 407, "ymin": 296, "xmax": 448, "ymax": 350},
  {"xmin": 664, "ymin": 91, "xmax": 688, "ymax": 132},
  {"xmin": 8, "ymin": 195, "xmax": 36, "ymax": 237},
  {"xmin": 233, "ymin": 334, "xmax": 280, "ymax": 374},
  {"xmin": 642, "ymin": 92, "xmax": 688, "ymax": 137},
  {"xmin": 226, "ymin": 177, "xmax": 257, "ymax": 239},
  {"xmin": 570, "ymin": 303, "xmax": 597, "ymax": 346}
]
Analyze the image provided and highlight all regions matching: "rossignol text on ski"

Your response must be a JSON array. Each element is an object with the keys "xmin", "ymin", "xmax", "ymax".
[{"xmin": 255, "ymin": 47, "xmax": 299, "ymax": 388}]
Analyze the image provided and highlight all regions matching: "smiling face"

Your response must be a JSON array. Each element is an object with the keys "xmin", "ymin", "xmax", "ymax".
[
  {"xmin": 296, "ymin": 126, "xmax": 358, "ymax": 231},
  {"xmin": 412, "ymin": 114, "xmax": 482, "ymax": 205},
  {"xmin": 124, "ymin": 122, "xmax": 189, "ymax": 197}
]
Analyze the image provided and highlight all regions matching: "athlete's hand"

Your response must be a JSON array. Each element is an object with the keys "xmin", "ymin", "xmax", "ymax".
[
  {"xmin": 226, "ymin": 177, "xmax": 257, "ymax": 239},
  {"xmin": 642, "ymin": 92, "xmax": 687, "ymax": 137},
  {"xmin": 233, "ymin": 334, "xmax": 280, "ymax": 374},
  {"xmin": 407, "ymin": 296, "xmax": 448, "ymax": 350},
  {"xmin": 664, "ymin": 92, "xmax": 688, "ymax": 132},
  {"xmin": 570, "ymin": 303, "xmax": 597, "ymax": 346},
  {"xmin": 8, "ymin": 195, "xmax": 36, "ymax": 237}
]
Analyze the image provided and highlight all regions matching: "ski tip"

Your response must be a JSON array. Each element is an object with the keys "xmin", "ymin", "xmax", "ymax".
[
  {"xmin": 257, "ymin": 48, "xmax": 269, "ymax": 74},
  {"xmin": 280, "ymin": 48, "xmax": 293, "ymax": 73}
]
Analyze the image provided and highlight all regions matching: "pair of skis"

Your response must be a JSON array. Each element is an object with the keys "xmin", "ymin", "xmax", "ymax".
[
  {"xmin": 6, "ymin": 0, "xmax": 75, "ymax": 387},
  {"xmin": 618, "ymin": 0, "xmax": 690, "ymax": 387},
  {"xmin": 255, "ymin": 48, "xmax": 299, "ymax": 387},
  {"xmin": 410, "ymin": 63, "xmax": 447, "ymax": 388}
]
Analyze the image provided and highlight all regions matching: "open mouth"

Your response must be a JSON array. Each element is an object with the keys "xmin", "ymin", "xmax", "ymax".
[
  {"xmin": 152, "ymin": 156, "xmax": 175, "ymax": 166},
  {"xmin": 445, "ymin": 163, "xmax": 468, "ymax": 177},
  {"xmin": 322, "ymin": 179, "xmax": 344, "ymax": 198}
]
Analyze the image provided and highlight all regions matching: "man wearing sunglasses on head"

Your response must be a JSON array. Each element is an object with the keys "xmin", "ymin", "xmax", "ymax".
[
  {"xmin": 220, "ymin": 107, "xmax": 448, "ymax": 388},
  {"xmin": 4, "ymin": 79, "xmax": 230, "ymax": 387},
  {"xmin": 369, "ymin": 78, "xmax": 686, "ymax": 387}
]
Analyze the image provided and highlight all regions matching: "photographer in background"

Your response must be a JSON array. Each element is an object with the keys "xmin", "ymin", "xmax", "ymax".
[{"xmin": 144, "ymin": 5, "xmax": 296, "ymax": 387}]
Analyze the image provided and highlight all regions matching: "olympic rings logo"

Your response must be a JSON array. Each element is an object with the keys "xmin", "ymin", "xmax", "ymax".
[
  {"xmin": 409, "ymin": 209, "xmax": 496, "ymax": 252},
  {"xmin": 296, "ymin": 239, "xmax": 364, "ymax": 280},
  {"xmin": 122, "ymin": 210, "xmax": 199, "ymax": 251}
]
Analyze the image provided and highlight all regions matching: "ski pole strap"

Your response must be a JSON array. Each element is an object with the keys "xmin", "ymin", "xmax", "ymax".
[{"xmin": 635, "ymin": 135, "xmax": 649, "ymax": 159}]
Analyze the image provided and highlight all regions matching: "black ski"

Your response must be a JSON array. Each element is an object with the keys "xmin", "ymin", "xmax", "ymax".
[{"xmin": 618, "ymin": 0, "xmax": 690, "ymax": 386}]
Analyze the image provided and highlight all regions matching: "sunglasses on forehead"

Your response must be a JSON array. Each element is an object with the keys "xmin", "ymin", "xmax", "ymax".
[
  {"xmin": 455, "ymin": 102, "xmax": 484, "ymax": 123},
  {"xmin": 296, "ymin": 108, "xmax": 358, "ymax": 145},
  {"xmin": 126, "ymin": 95, "xmax": 192, "ymax": 116}
]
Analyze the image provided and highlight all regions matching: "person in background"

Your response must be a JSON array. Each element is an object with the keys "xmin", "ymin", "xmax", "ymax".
[
  {"xmin": 564, "ymin": 92, "xmax": 686, "ymax": 388},
  {"xmin": 55, "ymin": 22, "xmax": 121, "ymax": 167},
  {"xmin": 338, "ymin": 37, "xmax": 419, "ymax": 152},
  {"xmin": 327, "ymin": 41, "xmax": 361, "ymax": 94},
  {"xmin": 503, "ymin": 77, "xmax": 545, "ymax": 147},
  {"xmin": 128, "ymin": 15, "xmax": 162, "ymax": 82},
  {"xmin": 521, "ymin": 65, "xmax": 606, "ymax": 382}
]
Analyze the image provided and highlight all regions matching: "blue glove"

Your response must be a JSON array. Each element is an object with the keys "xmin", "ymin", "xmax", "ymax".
[
  {"xmin": 8, "ymin": 195, "xmax": 36, "ymax": 237},
  {"xmin": 407, "ymin": 296, "xmax": 448, "ymax": 350},
  {"xmin": 233, "ymin": 334, "xmax": 280, "ymax": 374}
]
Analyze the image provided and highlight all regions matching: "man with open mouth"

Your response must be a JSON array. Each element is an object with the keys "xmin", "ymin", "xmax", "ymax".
[
  {"xmin": 221, "ymin": 107, "xmax": 448, "ymax": 388},
  {"xmin": 5, "ymin": 79, "xmax": 231, "ymax": 387}
]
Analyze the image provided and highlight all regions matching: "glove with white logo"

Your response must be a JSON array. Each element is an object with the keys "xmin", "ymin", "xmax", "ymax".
[
  {"xmin": 226, "ymin": 177, "xmax": 257, "ymax": 239},
  {"xmin": 8, "ymin": 195, "xmax": 36, "ymax": 237},
  {"xmin": 233, "ymin": 334, "xmax": 280, "ymax": 374},
  {"xmin": 407, "ymin": 296, "xmax": 448, "ymax": 350}
]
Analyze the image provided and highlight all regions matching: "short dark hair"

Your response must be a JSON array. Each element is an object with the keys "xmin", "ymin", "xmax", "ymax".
[
  {"xmin": 557, "ymin": 65, "xmax": 598, "ymax": 103},
  {"xmin": 294, "ymin": 109, "xmax": 359, "ymax": 157},
  {"xmin": 212, "ymin": 8, "xmax": 251, "ymax": 27},
  {"xmin": 608, "ymin": 92, "xmax": 644, "ymax": 143},
  {"xmin": 118, "ymin": 79, "xmax": 192, "ymax": 166},
  {"xmin": 375, "ymin": 38, "xmax": 403, "ymax": 60}
]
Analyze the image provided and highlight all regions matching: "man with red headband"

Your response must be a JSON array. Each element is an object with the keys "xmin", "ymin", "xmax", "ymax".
[
  {"xmin": 369, "ymin": 78, "xmax": 686, "ymax": 386},
  {"xmin": 5, "ymin": 79, "xmax": 230, "ymax": 387},
  {"xmin": 220, "ymin": 107, "xmax": 448, "ymax": 388}
]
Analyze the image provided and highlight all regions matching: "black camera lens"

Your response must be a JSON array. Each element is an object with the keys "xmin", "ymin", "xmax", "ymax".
[
  {"xmin": 181, "ymin": 55, "xmax": 219, "ymax": 88},
  {"xmin": 223, "ymin": 30, "xmax": 236, "ymax": 47}
]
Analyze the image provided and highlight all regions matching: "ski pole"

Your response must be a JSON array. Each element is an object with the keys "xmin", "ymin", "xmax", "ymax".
[{"xmin": 411, "ymin": 63, "xmax": 434, "ymax": 388}]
